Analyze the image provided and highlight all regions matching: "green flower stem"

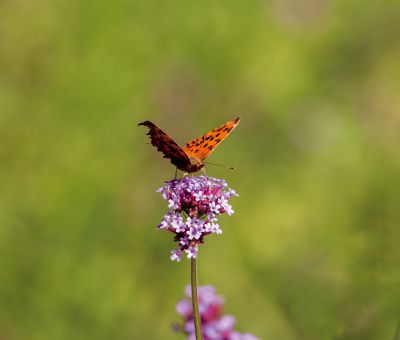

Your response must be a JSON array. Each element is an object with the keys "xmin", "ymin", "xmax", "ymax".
[{"xmin": 191, "ymin": 257, "xmax": 202, "ymax": 340}]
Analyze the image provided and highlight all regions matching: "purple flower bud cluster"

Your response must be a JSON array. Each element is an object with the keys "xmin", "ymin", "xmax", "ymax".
[
  {"xmin": 176, "ymin": 285, "xmax": 259, "ymax": 340},
  {"xmin": 157, "ymin": 176, "xmax": 238, "ymax": 262}
]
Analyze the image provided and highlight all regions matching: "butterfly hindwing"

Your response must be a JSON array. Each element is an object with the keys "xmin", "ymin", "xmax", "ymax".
[
  {"xmin": 183, "ymin": 117, "xmax": 240, "ymax": 160},
  {"xmin": 138, "ymin": 121, "xmax": 191, "ymax": 169}
]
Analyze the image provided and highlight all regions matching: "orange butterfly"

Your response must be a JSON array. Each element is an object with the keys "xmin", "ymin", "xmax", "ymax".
[{"xmin": 138, "ymin": 117, "xmax": 240, "ymax": 173}]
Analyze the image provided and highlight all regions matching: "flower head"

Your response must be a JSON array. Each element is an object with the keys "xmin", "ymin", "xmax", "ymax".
[
  {"xmin": 157, "ymin": 176, "xmax": 238, "ymax": 261},
  {"xmin": 175, "ymin": 285, "xmax": 259, "ymax": 340}
]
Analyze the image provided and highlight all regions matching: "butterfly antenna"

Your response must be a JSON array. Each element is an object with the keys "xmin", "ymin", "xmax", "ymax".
[{"xmin": 203, "ymin": 161, "xmax": 236, "ymax": 170}]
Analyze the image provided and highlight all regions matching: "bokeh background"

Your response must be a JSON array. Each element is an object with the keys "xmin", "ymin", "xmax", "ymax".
[{"xmin": 1, "ymin": 0, "xmax": 400, "ymax": 339}]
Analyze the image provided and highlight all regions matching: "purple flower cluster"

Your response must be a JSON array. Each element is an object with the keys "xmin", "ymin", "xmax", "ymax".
[
  {"xmin": 157, "ymin": 176, "xmax": 238, "ymax": 262},
  {"xmin": 176, "ymin": 285, "xmax": 259, "ymax": 340}
]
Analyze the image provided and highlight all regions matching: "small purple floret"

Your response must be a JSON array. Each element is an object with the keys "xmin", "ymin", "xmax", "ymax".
[
  {"xmin": 175, "ymin": 285, "xmax": 259, "ymax": 340},
  {"xmin": 157, "ymin": 176, "xmax": 237, "ymax": 261}
]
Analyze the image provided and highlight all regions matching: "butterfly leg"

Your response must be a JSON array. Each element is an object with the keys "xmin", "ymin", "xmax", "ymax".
[
  {"xmin": 174, "ymin": 168, "xmax": 178, "ymax": 179},
  {"xmin": 201, "ymin": 167, "xmax": 208, "ymax": 177}
]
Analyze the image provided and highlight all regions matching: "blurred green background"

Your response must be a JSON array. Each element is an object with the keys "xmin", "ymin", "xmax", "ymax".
[{"xmin": 1, "ymin": 0, "xmax": 400, "ymax": 339}]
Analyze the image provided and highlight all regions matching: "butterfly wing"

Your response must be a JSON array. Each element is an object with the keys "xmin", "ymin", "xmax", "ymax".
[
  {"xmin": 138, "ymin": 121, "xmax": 191, "ymax": 170},
  {"xmin": 183, "ymin": 117, "xmax": 240, "ymax": 160}
]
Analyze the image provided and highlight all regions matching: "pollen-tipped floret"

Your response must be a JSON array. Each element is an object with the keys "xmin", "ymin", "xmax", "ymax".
[
  {"xmin": 175, "ymin": 285, "xmax": 259, "ymax": 340},
  {"xmin": 157, "ymin": 176, "xmax": 238, "ymax": 261}
]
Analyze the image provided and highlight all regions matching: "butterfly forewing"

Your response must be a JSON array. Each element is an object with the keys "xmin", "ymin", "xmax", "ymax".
[
  {"xmin": 138, "ymin": 121, "xmax": 191, "ymax": 169},
  {"xmin": 183, "ymin": 117, "xmax": 240, "ymax": 160}
]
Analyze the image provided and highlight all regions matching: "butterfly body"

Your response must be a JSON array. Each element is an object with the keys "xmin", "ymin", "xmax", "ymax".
[
  {"xmin": 185, "ymin": 155, "xmax": 204, "ymax": 173},
  {"xmin": 139, "ymin": 117, "xmax": 240, "ymax": 173}
]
